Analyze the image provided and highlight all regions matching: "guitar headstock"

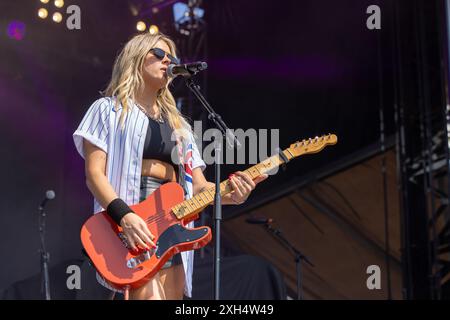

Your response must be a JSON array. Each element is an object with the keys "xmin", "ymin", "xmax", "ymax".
[{"xmin": 287, "ymin": 134, "xmax": 338, "ymax": 158}]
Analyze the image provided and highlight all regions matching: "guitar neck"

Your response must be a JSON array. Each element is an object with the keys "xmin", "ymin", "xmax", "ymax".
[{"xmin": 172, "ymin": 149, "xmax": 293, "ymax": 220}]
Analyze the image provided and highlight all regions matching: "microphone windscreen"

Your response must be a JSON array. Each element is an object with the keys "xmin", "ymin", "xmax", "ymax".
[
  {"xmin": 46, "ymin": 190, "xmax": 55, "ymax": 200},
  {"xmin": 167, "ymin": 64, "xmax": 176, "ymax": 78}
]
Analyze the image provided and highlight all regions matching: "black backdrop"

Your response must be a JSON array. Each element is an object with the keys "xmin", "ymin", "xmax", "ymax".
[{"xmin": 0, "ymin": 0, "xmax": 410, "ymax": 297}]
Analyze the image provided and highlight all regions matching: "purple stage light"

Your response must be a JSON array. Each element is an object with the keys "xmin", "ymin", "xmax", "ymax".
[
  {"xmin": 209, "ymin": 55, "xmax": 345, "ymax": 86},
  {"xmin": 7, "ymin": 21, "xmax": 26, "ymax": 41}
]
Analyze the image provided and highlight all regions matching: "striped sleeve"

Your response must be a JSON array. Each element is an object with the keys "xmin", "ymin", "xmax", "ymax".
[
  {"xmin": 73, "ymin": 97, "xmax": 110, "ymax": 159},
  {"xmin": 190, "ymin": 132, "xmax": 206, "ymax": 171}
]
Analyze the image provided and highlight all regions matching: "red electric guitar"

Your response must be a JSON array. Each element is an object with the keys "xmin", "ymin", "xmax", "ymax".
[{"xmin": 80, "ymin": 134, "xmax": 338, "ymax": 291}]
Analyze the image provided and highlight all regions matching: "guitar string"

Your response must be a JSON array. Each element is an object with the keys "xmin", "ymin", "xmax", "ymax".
[
  {"xmin": 144, "ymin": 167, "xmax": 268, "ymax": 223},
  {"xmin": 121, "ymin": 141, "xmax": 331, "ymax": 242},
  {"xmin": 122, "ymin": 143, "xmax": 326, "ymax": 243},
  {"xmin": 141, "ymin": 171, "xmax": 259, "ymax": 224},
  {"xmin": 141, "ymin": 155, "xmax": 292, "ymax": 225},
  {"xmin": 140, "ymin": 148, "xmax": 326, "ymax": 225}
]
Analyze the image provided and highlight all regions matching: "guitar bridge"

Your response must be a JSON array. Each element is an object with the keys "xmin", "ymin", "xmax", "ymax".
[{"xmin": 126, "ymin": 246, "xmax": 157, "ymax": 269}]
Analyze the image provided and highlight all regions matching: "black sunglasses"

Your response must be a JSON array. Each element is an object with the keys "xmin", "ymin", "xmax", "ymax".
[{"xmin": 149, "ymin": 48, "xmax": 180, "ymax": 65}]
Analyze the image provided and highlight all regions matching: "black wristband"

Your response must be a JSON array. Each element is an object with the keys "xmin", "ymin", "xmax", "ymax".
[{"xmin": 106, "ymin": 198, "xmax": 133, "ymax": 225}]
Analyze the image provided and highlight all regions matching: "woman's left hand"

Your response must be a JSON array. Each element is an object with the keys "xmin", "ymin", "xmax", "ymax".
[{"xmin": 228, "ymin": 171, "xmax": 268, "ymax": 204}]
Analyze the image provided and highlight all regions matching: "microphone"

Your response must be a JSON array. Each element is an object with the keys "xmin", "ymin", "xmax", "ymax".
[
  {"xmin": 167, "ymin": 61, "xmax": 208, "ymax": 78},
  {"xmin": 245, "ymin": 216, "xmax": 274, "ymax": 225},
  {"xmin": 39, "ymin": 190, "xmax": 55, "ymax": 211}
]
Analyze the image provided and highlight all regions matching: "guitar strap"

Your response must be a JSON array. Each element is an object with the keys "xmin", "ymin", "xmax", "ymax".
[{"xmin": 176, "ymin": 136, "xmax": 190, "ymax": 198}]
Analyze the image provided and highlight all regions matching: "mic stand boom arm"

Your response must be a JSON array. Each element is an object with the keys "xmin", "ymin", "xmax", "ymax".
[{"xmin": 264, "ymin": 223, "xmax": 314, "ymax": 300}]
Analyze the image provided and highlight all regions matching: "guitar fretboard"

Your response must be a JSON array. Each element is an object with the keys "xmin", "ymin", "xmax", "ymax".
[{"xmin": 172, "ymin": 149, "xmax": 293, "ymax": 220}]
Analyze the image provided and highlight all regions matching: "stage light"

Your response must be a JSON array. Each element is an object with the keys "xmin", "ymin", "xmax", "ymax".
[
  {"xmin": 52, "ymin": 12, "xmax": 63, "ymax": 23},
  {"xmin": 7, "ymin": 21, "xmax": 26, "ymax": 41},
  {"xmin": 172, "ymin": 2, "xmax": 204, "ymax": 34},
  {"xmin": 149, "ymin": 25, "xmax": 159, "ymax": 35},
  {"xmin": 136, "ymin": 21, "xmax": 146, "ymax": 32},
  {"xmin": 40, "ymin": 0, "xmax": 50, "ymax": 3},
  {"xmin": 129, "ymin": 4, "xmax": 139, "ymax": 16},
  {"xmin": 38, "ymin": 8, "xmax": 48, "ymax": 19},
  {"xmin": 173, "ymin": 2, "xmax": 204, "ymax": 25},
  {"xmin": 54, "ymin": 0, "xmax": 64, "ymax": 8}
]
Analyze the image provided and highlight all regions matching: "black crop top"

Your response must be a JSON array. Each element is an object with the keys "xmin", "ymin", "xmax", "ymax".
[{"xmin": 142, "ymin": 117, "xmax": 177, "ymax": 164}]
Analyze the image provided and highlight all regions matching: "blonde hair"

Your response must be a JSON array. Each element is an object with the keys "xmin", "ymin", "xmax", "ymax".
[{"xmin": 104, "ymin": 32, "xmax": 191, "ymax": 134}]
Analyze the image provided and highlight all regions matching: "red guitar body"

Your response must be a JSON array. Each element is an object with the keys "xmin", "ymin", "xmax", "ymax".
[{"xmin": 80, "ymin": 182, "xmax": 211, "ymax": 291}]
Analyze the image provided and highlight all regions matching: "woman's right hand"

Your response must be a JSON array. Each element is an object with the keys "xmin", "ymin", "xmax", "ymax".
[{"xmin": 120, "ymin": 213, "xmax": 156, "ymax": 251}]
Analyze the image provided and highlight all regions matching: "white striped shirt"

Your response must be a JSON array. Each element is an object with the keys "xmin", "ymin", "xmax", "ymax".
[{"xmin": 73, "ymin": 97, "xmax": 205, "ymax": 297}]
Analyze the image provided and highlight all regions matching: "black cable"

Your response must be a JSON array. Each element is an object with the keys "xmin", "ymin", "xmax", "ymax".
[
  {"xmin": 318, "ymin": 181, "xmax": 362, "ymax": 221},
  {"xmin": 391, "ymin": 0, "xmax": 413, "ymax": 299},
  {"xmin": 375, "ymin": 10, "xmax": 392, "ymax": 300}
]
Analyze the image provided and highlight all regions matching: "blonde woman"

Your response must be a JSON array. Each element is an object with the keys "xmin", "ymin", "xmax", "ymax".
[{"xmin": 73, "ymin": 32, "xmax": 267, "ymax": 300}]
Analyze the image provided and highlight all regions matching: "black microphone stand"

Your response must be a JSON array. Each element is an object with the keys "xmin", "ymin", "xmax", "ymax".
[
  {"xmin": 38, "ymin": 204, "xmax": 51, "ymax": 300},
  {"xmin": 263, "ymin": 222, "xmax": 314, "ymax": 300},
  {"xmin": 184, "ymin": 75, "xmax": 240, "ymax": 300}
]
